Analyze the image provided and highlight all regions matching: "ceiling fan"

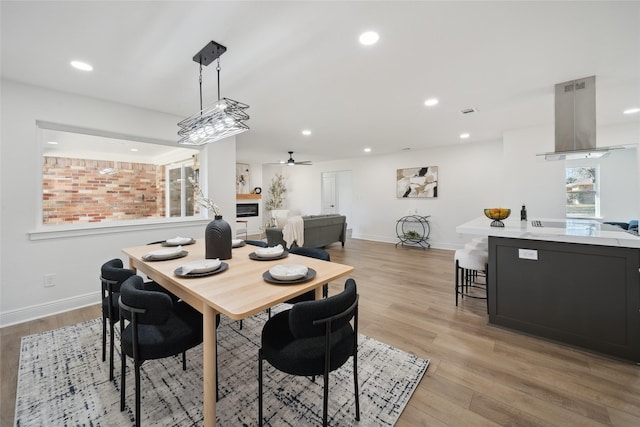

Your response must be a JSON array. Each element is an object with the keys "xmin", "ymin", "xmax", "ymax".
[{"xmin": 273, "ymin": 151, "xmax": 312, "ymax": 166}]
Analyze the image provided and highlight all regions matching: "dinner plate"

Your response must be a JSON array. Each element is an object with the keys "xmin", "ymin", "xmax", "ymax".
[
  {"xmin": 162, "ymin": 237, "xmax": 195, "ymax": 247},
  {"xmin": 249, "ymin": 251, "xmax": 289, "ymax": 261},
  {"xmin": 142, "ymin": 250, "xmax": 188, "ymax": 261},
  {"xmin": 262, "ymin": 268, "xmax": 316, "ymax": 284},
  {"xmin": 174, "ymin": 262, "xmax": 228, "ymax": 278},
  {"xmin": 269, "ymin": 264, "xmax": 308, "ymax": 281},
  {"xmin": 254, "ymin": 245, "xmax": 285, "ymax": 258},
  {"xmin": 232, "ymin": 239, "xmax": 246, "ymax": 248},
  {"xmin": 178, "ymin": 259, "xmax": 221, "ymax": 274}
]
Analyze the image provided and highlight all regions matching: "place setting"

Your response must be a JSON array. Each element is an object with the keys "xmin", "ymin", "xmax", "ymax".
[
  {"xmin": 161, "ymin": 236, "xmax": 196, "ymax": 246},
  {"xmin": 249, "ymin": 244, "xmax": 289, "ymax": 261},
  {"xmin": 232, "ymin": 239, "xmax": 246, "ymax": 248},
  {"xmin": 263, "ymin": 264, "xmax": 316, "ymax": 284},
  {"xmin": 142, "ymin": 245, "xmax": 188, "ymax": 261},
  {"xmin": 174, "ymin": 258, "xmax": 228, "ymax": 278}
]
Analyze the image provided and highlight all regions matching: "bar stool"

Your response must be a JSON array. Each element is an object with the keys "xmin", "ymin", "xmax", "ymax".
[
  {"xmin": 236, "ymin": 219, "xmax": 248, "ymax": 239},
  {"xmin": 454, "ymin": 248, "xmax": 489, "ymax": 313}
]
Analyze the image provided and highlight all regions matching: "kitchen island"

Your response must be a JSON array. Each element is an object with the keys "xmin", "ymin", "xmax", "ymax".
[{"xmin": 457, "ymin": 217, "xmax": 640, "ymax": 363}]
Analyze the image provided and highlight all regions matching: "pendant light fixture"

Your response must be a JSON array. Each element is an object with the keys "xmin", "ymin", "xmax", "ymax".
[{"xmin": 178, "ymin": 40, "xmax": 249, "ymax": 145}]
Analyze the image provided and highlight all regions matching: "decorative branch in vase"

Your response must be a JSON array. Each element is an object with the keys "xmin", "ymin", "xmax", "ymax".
[
  {"xmin": 188, "ymin": 177, "xmax": 221, "ymax": 216},
  {"xmin": 188, "ymin": 177, "xmax": 231, "ymax": 259},
  {"xmin": 265, "ymin": 172, "xmax": 287, "ymax": 227}
]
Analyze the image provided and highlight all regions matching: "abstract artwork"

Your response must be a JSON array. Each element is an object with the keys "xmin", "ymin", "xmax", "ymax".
[
  {"xmin": 396, "ymin": 166, "xmax": 438, "ymax": 198},
  {"xmin": 236, "ymin": 163, "xmax": 250, "ymax": 194}
]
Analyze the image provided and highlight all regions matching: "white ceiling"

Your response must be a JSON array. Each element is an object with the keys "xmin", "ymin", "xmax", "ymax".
[{"xmin": 2, "ymin": 1, "xmax": 639, "ymax": 165}]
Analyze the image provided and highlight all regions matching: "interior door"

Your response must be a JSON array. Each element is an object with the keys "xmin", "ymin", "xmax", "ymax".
[{"xmin": 321, "ymin": 172, "xmax": 337, "ymax": 214}]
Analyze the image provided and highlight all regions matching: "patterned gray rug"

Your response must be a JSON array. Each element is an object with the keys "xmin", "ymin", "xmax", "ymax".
[{"xmin": 15, "ymin": 310, "xmax": 428, "ymax": 426}]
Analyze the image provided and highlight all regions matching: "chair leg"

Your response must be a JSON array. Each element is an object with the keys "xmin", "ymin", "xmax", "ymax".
[
  {"xmin": 455, "ymin": 260, "xmax": 460, "ymax": 306},
  {"xmin": 134, "ymin": 361, "xmax": 141, "ymax": 427},
  {"xmin": 102, "ymin": 315, "xmax": 107, "ymax": 362},
  {"xmin": 258, "ymin": 349, "xmax": 263, "ymax": 427},
  {"xmin": 109, "ymin": 321, "xmax": 115, "ymax": 381},
  {"xmin": 322, "ymin": 367, "xmax": 329, "ymax": 427},
  {"xmin": 120, "ymin": 326, "xmax": 126, "ymax": 411},
  {"xmin": 353, "ymin": 351, "xmax": 360, "ymax": 421},
  {"xmin": 182, "ymin": 351, "xmax": 187, "ymax": 370}
]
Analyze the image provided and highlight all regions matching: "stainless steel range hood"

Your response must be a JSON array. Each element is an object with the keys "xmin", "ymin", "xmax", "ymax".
[{"xmin": 538, "ymin": 75, "xmax": 618, "ymax": 160}]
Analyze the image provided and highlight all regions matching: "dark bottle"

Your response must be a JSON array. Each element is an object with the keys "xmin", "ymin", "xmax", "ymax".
[{"xmin": 520, "ymin": 204, "xmax": 527, "ymax": 221}]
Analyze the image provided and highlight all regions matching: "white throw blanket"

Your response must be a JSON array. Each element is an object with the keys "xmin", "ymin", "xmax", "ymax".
[{"xmin": 282, "ymin": 215, "xmax": 304, "ymax": 247}]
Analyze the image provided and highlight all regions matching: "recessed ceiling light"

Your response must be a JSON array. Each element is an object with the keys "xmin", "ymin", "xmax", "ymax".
[
  {"xmin": 47, "ymin": 141, "xmax": 59, "ymax": 145},
  {"xmin": 130, "ymin": 148, "xmax": 138, "ymax": 152},
  {"xmin": 424, "ymin": 98, "xmax": 439, "ymax": 107},
  {"xmin": 70, "ymin": 60, "xmax": 93, "ymax": 71},
  {"xmin": 359, "ymin": 31, "xmax": 379, "ymax": 46},
  {"xmin": 460, "ymin": 133, "xmax": 470, "ymax": 139},
  {"xmin": 623, "ymin": 107, "xmax": 640, "ymax": 115},
  {"xmin": 302, "ymin": 129, "xmax": 312, "ymax": 136},
  {"xmin": 364, "ymin": 147, "xmax": 372, "ymax": 153}
]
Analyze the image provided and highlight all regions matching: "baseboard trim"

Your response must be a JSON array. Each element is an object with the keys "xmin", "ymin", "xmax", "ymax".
[{"xmin": 0, "ymin": 291, "xmax": 100, "ymax": 328}]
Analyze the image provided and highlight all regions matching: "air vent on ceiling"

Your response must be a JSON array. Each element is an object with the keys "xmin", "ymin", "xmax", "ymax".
[{"xmin": 460, "ymin": 108, "xmax": 477, "ymax": 115}]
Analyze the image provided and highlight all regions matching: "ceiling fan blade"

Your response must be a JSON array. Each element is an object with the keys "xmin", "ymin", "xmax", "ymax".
[{"xmin": 265, "ymin": 151, "xmax": 312, "ymax": 165}]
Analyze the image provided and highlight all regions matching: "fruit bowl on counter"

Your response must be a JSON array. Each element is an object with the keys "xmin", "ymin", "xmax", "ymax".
[{"xmin": 484, "ymin": 208, "xmax": 511, "ymax": 227}]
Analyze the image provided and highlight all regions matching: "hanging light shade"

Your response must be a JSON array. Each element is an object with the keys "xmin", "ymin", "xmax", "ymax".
[{"xmin": 178, "ymin": 41, "xmax": 250, "ymax": 146}]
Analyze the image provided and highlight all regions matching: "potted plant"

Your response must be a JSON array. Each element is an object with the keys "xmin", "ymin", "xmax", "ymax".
[{"xmin": 265, "ymin": 172, "xmax": 288, "ymax": 227}]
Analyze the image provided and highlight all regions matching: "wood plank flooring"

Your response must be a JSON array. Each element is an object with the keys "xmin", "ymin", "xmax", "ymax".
[{"xmin": 1, "ymin": 238, "xmax": 639, "ymax": 426}]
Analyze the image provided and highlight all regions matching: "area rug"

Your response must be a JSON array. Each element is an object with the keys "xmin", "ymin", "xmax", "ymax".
[{"xmin": 15, "ymin": 310, "xmax": 429, "ymax": 426}]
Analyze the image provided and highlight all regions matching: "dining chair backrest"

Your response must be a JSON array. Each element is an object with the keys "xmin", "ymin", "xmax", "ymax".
[
  {"xmin": 119, "ymin": 275, "xmax": 173, "ymax": 325},
  {"xmin": 289, "ymin": 278, "xmax": 356, "ymax": 338},
  {"xmin": 101, "ymin": 258, "xmax": 135, "ymax": 293},
  {"xmin": 289, "ymin": 246, "xmax": 330, "ymax": 261}
]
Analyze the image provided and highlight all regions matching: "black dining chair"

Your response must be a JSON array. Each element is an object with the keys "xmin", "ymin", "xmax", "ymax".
[
  {"xmin": 100, "ymin": 258, "xmax": 136, "ymax": 381},
  {"xmin": 258, "ymin": 278, "xmax": 360, "ymax": 427},
  {"xmin": 119, "ymin": 275, "xmax": 218, "ymax": 426},
  {"xmin": 286, "ymin": 246, "xmax": 330, "ymax": 301}
]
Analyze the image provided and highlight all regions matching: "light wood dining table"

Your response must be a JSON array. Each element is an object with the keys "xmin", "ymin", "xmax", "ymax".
[{"xmin": 122, "ymin": 239, "xmax": 354, "ymax": 427}]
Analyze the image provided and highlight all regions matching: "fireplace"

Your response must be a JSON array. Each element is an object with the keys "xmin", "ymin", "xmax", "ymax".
[{"xmin": 236, "ymin": 203, "xmax": 259, "ymax": 218}]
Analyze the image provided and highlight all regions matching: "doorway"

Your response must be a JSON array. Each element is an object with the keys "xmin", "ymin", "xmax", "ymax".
[{"xmin": 321, "ymin": 171, "xmax": 353, "ymax": 230}]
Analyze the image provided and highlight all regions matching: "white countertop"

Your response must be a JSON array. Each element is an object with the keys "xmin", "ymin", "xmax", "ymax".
[{"xmin": 456, "ymin": 216, "xmax": 640, "ymax": 248}]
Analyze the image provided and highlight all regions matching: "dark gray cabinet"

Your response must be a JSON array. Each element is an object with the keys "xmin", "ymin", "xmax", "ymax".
[{"xmin": 488, "ymin": 236, "xmax": 640, "ymax": 363}]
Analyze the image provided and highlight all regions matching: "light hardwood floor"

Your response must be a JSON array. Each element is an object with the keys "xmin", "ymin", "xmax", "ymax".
[{"xmin": 1, "ymin": 238, "xmax": 639, "ymax": 426}]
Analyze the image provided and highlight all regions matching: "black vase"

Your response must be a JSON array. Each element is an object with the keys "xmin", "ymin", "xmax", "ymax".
[{"xmin": 205, "ymin": 215, "xmax": 232, "ymax": 260}]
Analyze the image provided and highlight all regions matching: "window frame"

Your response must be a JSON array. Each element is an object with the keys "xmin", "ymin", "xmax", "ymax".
[
  {"xmin": 565, "ymin": 164, "xmax": 600, "ymax": 219},
  {"xmin": 31, "ymin": 121, "xmax": 208, "ymax": 240}
]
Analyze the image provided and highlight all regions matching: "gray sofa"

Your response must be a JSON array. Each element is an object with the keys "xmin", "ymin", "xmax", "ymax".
[{"xmin": 265, "ymin": 214, "xmax": 347, "ymax": 249}]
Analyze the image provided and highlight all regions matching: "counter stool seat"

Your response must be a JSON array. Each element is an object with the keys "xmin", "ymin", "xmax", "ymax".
[{"xmin": 454, "ymin": 248, "xmax": 489, "ymax": 313}]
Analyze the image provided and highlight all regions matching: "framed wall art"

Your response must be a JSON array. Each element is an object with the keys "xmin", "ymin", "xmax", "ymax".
[
  {"xmin": 236, "ymin": 163, "xmax": 250, "ymax": 194},
  {"xmin": 396, "ymin": 166, "xmax": 438, "ymax": 198}
]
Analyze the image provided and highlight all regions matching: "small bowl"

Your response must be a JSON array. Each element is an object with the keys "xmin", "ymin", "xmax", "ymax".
[{"xmin": 484, "ymin": 208, "xmax": 511, "ymax": 227}]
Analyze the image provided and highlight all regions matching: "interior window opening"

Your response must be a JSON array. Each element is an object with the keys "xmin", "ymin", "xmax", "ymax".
[{"xmin": 40, "ymin": 124, "xmax": 199, "ymax": 226}]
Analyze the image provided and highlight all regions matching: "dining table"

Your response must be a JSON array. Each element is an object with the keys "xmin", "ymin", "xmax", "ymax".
[{"xmin": 121, "ymin": 239, "xmax": 355, "ymax": 427}]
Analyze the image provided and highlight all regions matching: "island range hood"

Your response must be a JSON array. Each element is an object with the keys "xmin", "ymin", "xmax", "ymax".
[{"xmin": 538, "ymin": 75, "xmax": 621, "ymax": 161}]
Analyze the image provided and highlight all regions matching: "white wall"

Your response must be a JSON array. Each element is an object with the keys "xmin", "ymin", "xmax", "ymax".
[
  {"xmin": 265, "ymin": 123, "xmax": 639, "ymax": 250},
  {"xmin": 502, "ymin": 126, "xmax": 566, "ymax": 218},
  {"xmin": 0, "ymin": 80, "xmax": 236, "ymax": 326},
  {"xmin": 264, "ymin": 139, "xmax": 505, "ymax": 250}
]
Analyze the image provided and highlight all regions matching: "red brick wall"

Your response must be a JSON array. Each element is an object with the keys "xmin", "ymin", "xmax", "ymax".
[{"xmin": 42, "ymin": 157, "xmax": 166, "ymax": 225}]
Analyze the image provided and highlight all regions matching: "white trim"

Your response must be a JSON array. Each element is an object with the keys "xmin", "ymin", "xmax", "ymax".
[
  {"xmin": 29, "ymin": 217, "xmax": 211, "ymax": 240},
  {"xmin": 0, "ymin": 291, "xmax": 101, "ymax": 328}
]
